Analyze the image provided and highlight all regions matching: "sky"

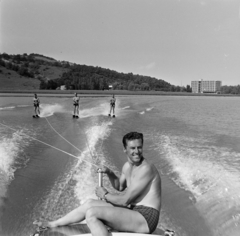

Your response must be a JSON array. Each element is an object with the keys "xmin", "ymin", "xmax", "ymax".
[{"xmin": 1, "ymin": 0, "xmax": 240, "ymax": 86}]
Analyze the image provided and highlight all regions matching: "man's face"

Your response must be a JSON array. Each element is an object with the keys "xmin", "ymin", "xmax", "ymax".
[{"xmin": 124, "ymin": 139, "xmax": 143, "ymax": 164}]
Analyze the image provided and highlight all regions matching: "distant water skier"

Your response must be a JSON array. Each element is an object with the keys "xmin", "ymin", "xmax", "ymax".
[
  {"xmin": 73, "ymin": 93, "xmax": 80, "ymax": 118},
  {"xmin": 33, "ymin": 93, "xmax": 40, "ymax": 118},
  {"xmin": 108, "ymin": 94, "xmax": 116, "ymax": 117}
]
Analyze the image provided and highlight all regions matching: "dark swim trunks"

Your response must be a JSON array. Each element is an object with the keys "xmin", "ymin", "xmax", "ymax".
[{"xmin": 131, "ymin": 205, "xmax": 159, "ymax": 234}]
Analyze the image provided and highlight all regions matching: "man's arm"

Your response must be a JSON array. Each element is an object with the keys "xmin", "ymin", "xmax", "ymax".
[
  {"xmin": 99, "ymin": 164, "xmax": 154, "ymax": 207},
  {"xmin": 102, "ymin": 165, "xmax": 127, "ymax": 191}
]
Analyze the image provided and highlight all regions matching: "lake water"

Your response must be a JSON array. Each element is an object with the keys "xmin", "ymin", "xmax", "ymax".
[{"xmin": 0, "ymin": 95, "xmax": 240, "ymax": 236}]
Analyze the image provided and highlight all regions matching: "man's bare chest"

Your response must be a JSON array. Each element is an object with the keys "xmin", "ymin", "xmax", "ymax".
[{"xmin": 125, "ymin": 168, "xmax": 138, "ymax": 186}]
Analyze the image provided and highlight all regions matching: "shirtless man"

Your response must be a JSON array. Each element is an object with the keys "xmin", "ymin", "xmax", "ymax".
[
  {"xmin": 34, "ymin": 132, "xmax": 161, "ymax": 235},
  {"xmin": 33, "ymin": 93, "xmax": 40, "ymax": 117},
  {"xmin": 109, "ymin": 94, "xmax": 116, "ymax": 117},
  {"xmin": 73, "ymin": 93, "xmax": 80, "ymax": 118}
]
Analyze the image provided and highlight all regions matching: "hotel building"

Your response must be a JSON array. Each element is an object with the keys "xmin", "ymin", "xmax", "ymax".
[{"xmin": 191, "ymin": 80, "xmax": 222, "ymax": 93}]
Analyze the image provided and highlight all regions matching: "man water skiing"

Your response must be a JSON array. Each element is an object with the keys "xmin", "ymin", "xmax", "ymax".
[
  {"xmin": 34, "ymin": 132, "xmax": 161, "ymax": 235},
  {"xmin": 109, "ymin": 94, "xmax": 116, "ymax": 117},
  {"xmin": 33, "ymin": 93, "xmax": 40, "ymax": 118},
  {"xmin": 73, "ymin": 93, "xmax": 80, "ymax": 118}
]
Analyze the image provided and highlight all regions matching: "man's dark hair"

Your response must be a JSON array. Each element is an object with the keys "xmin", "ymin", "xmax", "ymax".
[{"xmin": 122, "ymin": 132, "xmax": 144, "ymax": 149}]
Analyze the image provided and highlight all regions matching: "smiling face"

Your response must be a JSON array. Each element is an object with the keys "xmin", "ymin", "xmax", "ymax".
[{"xmin": 124, "ymin": 139, "xmax": 143, "ymax": 165}]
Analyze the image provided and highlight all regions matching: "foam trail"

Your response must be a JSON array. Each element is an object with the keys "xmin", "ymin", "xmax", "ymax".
[
  {"xmin": 74, "ymin": 121, "xmax": 112, "ymax": 202},
  {"xmin": 35, "ymin": 120, "xmax": 113, "ymax": 221},
  {"xmin": 0, "ymin": 106, "xmax": 15, "ymax": 110},
  {"xmin": 0, "ymin": 129, "xmax": 31, "ymax": 208},
  {"xmin": 40, "ymin": 104, "xmax": 65, "ymax": 117},
  {"xmin": 146, "ymin": 107, "xmax": 154, "ymax": 111},
  {"xmin": 159, "ymin": 135, "xmax": 240, "ymax": 201},
  {"xmin": 139, "ymin": 111, "xmax": 145, "ymax": 115},
  {"xmin": 80, "ymin": 102, "xmax": 111, "ymax": 118},
  {"xmin": 0, "ymin": 130, "xmax": 29, "ymax": 181},
  {"xmin": 17, "ymin": 105, "xmax": 30, "ymax": 108},
  {"xmin": 155, "ymin": 133, "xmax": 240, "ymax": 235},
  {"xmin": 122, "ymin": 106, "xmax": 130, "ymax": 110},
  {"xmin": 80, "ymin": 99, "xmax": 121, "ymax": 118}
]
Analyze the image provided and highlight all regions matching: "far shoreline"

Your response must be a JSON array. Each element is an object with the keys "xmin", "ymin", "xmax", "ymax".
[{"xmin": 0, "ymin": 89, "xmax": 238, "ymax": 97}]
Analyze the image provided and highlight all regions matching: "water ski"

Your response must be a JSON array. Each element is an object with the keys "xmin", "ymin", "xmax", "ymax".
[
  {"xmin": 32, "ymin": 223, "xmax": 168, "ymax": 236},
  {"xmin": 33, "ymin": 115, "xmax": 40, "ymax": 118},
  {"xmin": 108, "ymin": 114, "xmax": 111, "ymax": 117},
  {"xmin": 32, "ymin": 223, "xmax": 90, "ymax": 236},
  {"xmin": 112, "ymin": 115, "xmax": 115, "ymax": 118},
  {"xmin": 73, "ymin": 115, "xmax": 75, "ymax": 118},
  {"xmin": 75, "ymin": 116, "xmax": 79, "ymax": 119}
]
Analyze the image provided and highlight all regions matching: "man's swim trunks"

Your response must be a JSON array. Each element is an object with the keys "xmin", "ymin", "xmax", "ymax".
[
  {"xmin": 110, "ymin": 98, "xmax": 115, "ymax": 107},
  {"xmin": 130, "ymin": 205, "xmax": 159, "ymax": 233},
  {"xmin": 73, "ymin": 97, "xmax": 79, "ymax": 106},
  {"xmin": 33, "ymin": 98, "xmax": 40, "ymax": 107}
]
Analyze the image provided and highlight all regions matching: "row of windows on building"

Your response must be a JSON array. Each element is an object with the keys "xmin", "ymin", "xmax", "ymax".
[{"xmin": 191, "ymin": 80, "xmax": 222, "ymax": 93}]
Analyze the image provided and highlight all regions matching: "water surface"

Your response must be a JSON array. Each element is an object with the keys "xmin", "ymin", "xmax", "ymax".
[{"xmin": 0, "ymin": 95, "xmax": 239, "ymax": 236}]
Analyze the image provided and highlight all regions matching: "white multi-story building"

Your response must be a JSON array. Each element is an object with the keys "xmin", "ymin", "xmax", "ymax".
[{"xmin": 191, "ymin": 80, "xmax": 222, "ymax": 93}]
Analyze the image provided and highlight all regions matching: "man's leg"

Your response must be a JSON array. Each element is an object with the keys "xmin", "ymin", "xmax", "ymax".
[
  {"xmin": 73, "ymin": 106, "xmax": 76, "ymax": 115},
  {"xmin": 34, "ymin": 199, "xmax": 112, "ymax": 228},
  {"xmin": 86, "ymin": 206, "xmax": 149, "ymax": 236}
]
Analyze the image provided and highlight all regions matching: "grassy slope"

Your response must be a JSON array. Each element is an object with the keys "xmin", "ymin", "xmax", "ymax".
[
  {"xmin": 0, "ymin": 62, "xmax": 69, "ymax": 90},
  {"xmin": 38, "ymin": 65, "xmax": 69, "ymax": 81},
  {"xmin": 0, "ymin": 66, "xmax": 40, "ymax": 90}
]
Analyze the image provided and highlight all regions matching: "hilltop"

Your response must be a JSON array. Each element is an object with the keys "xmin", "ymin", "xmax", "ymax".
[
  {"xmin": 0, "ymin": 53, "xmax": 69, "ymax": 90},
  {"xmin": 0, "ymin": 53, "xmax": 187, "ymax": 92}
]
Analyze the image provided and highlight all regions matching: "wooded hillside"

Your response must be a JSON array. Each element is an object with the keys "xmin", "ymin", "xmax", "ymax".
[{"xmin": 0, "ymin": 53, "xmax": 186, "ymax": 92}]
